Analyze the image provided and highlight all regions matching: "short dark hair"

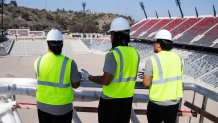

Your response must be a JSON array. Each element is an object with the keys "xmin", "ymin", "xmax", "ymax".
[
  {"xmin": 155, "ymin": 39, "xmax": 173, "ymax": 51},
  {"xmin": 111, "ymin": 30, "xmax": 130, "ymax": 49},
  {"xmin": 47, "ymin": 41, "xmax": 63, "ymax": 55}
]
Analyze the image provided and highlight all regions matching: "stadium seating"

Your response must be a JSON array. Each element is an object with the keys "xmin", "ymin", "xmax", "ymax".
[
  {"xmin": 7, "ymin": 29, "xmax": 17, "ymax": 36},
  {"xmin": 131, "ymin": 19, "xmax": 160, "ymax": 39},
  {"xmin": 176, "ymin": 17, "xmax": 218, "ymax": 44},
  {"xmin": 184, "ymin": 54, "xmax": 218, "ymax": 78},
  {"xmin": 141, "ymin": 19, "xmax": 172, "ymax": 39},
  {"xmin": 172, "ymin": 18, "xmax": 201, "ymax": 40},
  {"xmin": 80, "ymin": 40, "xmax": 218, "ymax": 87},
  {"xmin": 81, "ymin": 39, "xmax": 92, "ymax": 48},
  {"xmin": 17, "ymin": 29, "xmax": 29, "ymax": 37},
  {"xmin": 131, "ymin": 16, "xmax": 218, "ymax": 48},
  {"xmin": 162, "ymin": 18, "xmax": 187, "ymax": 32},
  {"xmin": 193, "ymin": 21, "xmax": 218, "ymax": 47},
  {"xmin": 7, "ymin": 29, "xmax": 45, "ymax": 39},
  {"xmin": 0, "ymin": 40, "xmax": 14, "ymax": 55},
  {"xmin": 131, "ymin": 19, "xmax": 148, "ymax": 31},
  {"xmin": 29, "ymin": 31, "xmax": 45, "ymax": 37},
  {"xmin": 201, "ymin": 71, "xmax": 218, "ymax": 87},
  {"xmin": 213, "ymin": 43, "xmax": 218, "ymax": 48},
  {"xmin": 8, "ymin": 38, "xmax": 218, "ymax": 87},
  {"xmin": 129, "ymin": 42, "xmax": 154, "ymax": 59}
]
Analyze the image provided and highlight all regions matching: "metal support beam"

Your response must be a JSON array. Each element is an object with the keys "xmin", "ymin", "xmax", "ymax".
[
  {"xmin": 184, "ymin": 101, "xmax": 218, "ymax": 123},
  {"xmin": 199, "ymin": 96, "xmax": 208, "ymax": 123}
]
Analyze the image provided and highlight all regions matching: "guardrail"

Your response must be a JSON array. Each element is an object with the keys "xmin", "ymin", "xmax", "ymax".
[{"xmin": 0, "ymin": 78, "xmax": 217, "ymax": 123}]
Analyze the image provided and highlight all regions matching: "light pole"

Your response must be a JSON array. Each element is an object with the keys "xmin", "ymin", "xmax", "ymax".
[
  {"xmin": 213, "ymin": 5, "xmax": 216, "ymax": 17},
  {"xmin": 175, "ymin": 0, "xmax": 184, "ymax": 18},
  {"xmin": 82, "ymin": 2, "xmax": 86, "ymax": 38},
  {"xmin": 45, "ymin": 0, "xmax": 47, "ymax": 10},
  {"xmin": 168, "ymin": 10, "xmax": 171, "ymax": 19},
  {"xmin": 139, "ymin": 2, "xmax": 147, "ymax": 19},
  {"xmin": 1, "ymin": 0, "xmax": 3, "ymax": 42}
]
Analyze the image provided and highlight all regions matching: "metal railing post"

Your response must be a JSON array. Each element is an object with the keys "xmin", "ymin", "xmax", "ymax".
[
  {"xmin": 176, "ymin": 99, "xmax": 182, "ymax": 123},
  {"xmin": 199, "ymin": 96, "xmax": 208, "ymax": 123},
  {"xmin": 72, "ymin": 107, "xmax": 82, "ymax": 123},
  {"xmin": 130, "ymin": 108, "xmax": 140, "ymax": 123},
  {"xmin": 189, "ymin": 91, "xmax": 196, "ymax": 123}
]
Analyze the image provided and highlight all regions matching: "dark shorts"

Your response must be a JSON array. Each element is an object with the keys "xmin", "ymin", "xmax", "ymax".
[
  {"xmin": 37, "ymin": 109, "xmax": 72, "ymax": 123},
  {"xmin": 147, "ymin": 101, "xmax": 179, "ymax": 123},
  {"xmin": 98, "ymin": 97, "xmax": 133, "ymax": 123}
]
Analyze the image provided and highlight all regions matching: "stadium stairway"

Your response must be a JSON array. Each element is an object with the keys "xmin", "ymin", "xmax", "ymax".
[{"xmin": 0, "ymin": 40, "xmax": 14, "ymax": 56}]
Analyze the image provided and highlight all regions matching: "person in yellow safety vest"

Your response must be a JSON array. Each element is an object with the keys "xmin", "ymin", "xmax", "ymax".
[
  {"xmin": 34, "ymin": 29, "xmax": 81, "ymax": 123},
  {"xmin": 142, "ymin": 29, "xmax": 183, "ymax": 123},
  {"xmin": 80, "ymin": 17, "xmax": 140, "ymax": 123}
]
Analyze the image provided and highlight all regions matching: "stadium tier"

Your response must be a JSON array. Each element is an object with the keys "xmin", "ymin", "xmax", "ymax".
[
  {"xmin": 131, "ymin": 17, "xmax": 218, "ymax": 48},
  {"xmin": 131, "ymin": 19, "xmax": 160, "ymax": 39},
  {"xmin": 162, "ymin": 18, "xmax": 187, "ymax": 32},
  {"xmin": 140, "ymin": 19, "xmax": 172, "ymax": 39},
  {"xmin": 131, "ymin": 19, "xmax": 149, "ymax": 31},
  {"xmin": 0, "ymin": 40, "xmax": 14, "ymax": 55},
  {"xmin": 80, "ymin": 39, "xmax": 218, "ymax": 87},
  {"xmin": 172, "ymin": 18, "xmax": 202, "ymax": 41},
  {"xmin": 193, "ymin": 23, "xmax": 218, "ymax": 48},
  {"xmin": 7, "ymin": 29, "xmax": 45, "ymax": 39}
]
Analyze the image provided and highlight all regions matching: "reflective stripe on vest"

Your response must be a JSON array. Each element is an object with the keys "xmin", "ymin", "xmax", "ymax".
[
  {"xmin": 152, "ymin": 54, "xmax": 183, "ymax": 85},
  {"xmin": 111, "ymin": 48, "xmax": 139, "ymax": 83},
  {"xmin": 37, "ymin": 56, "xmax": 43, "ymax": 77},
  {"xmin": 37, "ymin": 57, "xmax": 71, "ymax": 88}
]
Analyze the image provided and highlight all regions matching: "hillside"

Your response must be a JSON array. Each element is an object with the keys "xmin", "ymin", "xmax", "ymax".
[{"xmin": 2, "ymin": 3, "xmax": 134, "ymax": 33}]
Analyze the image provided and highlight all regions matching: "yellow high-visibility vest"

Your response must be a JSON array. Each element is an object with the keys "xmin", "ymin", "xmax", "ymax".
[
  {"xmin": 103, "ymin": 46, "xmax": 139, "ymax": 98},
  {"xmin": 149, "ymin": 51, "xmax": 183, "ymax": 101},
  {"xmin": 34, "ymin": 52, "xmax": 73, "ymax": 105}
]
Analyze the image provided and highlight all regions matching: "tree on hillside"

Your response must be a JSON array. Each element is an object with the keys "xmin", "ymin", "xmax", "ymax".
[
  {"xmin": 102, "ymin": 23, "xmax": 110, "ymax": 33},
  {"xmin": 56, "ymin": 8, "xmax": 60, "ymax": 13},
  {"xmin": 21, "ymin": 12, "xmax": 31, "ymax": 21}
]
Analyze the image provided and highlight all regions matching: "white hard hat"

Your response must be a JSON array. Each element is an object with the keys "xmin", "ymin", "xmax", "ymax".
[
  {"xmin": 154, "ymin": 29, "xmax": 172, "ymax": 41},
  {"xmin": 108, "ymin": 17, "xmax": 130, "ymax": 32},
  {"xmin": 46, "ymin": 29, "xmax": 63, "ymax": 41}
]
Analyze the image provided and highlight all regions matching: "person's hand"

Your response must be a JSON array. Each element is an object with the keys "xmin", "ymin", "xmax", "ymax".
[
  {"xmin": 138, "ymin": 69, "xmax": 145, "ymax": 79},
  {"xmin": 80, "ymin": 69, "xmax": 90, "ymax": 80}
]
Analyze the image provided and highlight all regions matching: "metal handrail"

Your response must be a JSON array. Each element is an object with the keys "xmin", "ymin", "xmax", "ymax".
[{"xmin": 0, "ymin": 78, "xmax": 217, "ymax": 123}]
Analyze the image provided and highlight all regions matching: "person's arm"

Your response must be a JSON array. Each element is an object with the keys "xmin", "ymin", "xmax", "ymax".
[
  {"xmin": 89, "ymin": 52, "xmax": 116, "ymax": 86},
  {"xmin": 72, "ymin": 82, "xmax": 80, "ymax": 89},
  {"xmin": 89, "ymin": 72, "xmax": 113, "ymax": 85},
  {"xmin": 143, "ymin": 76, "xmax": 152, "ymax": 87},
  {"xmin": 143, "ymin": 58, "xmax": 153, "ymax": 87},
  {"xmin": 71, "ymin": 61, "xmax": 81, "ymax": 89}
]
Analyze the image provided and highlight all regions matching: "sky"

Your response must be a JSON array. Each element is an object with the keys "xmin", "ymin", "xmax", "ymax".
[{"xmin": 4, "ymin": 0, "xmax": 218, "ymax": 21}]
